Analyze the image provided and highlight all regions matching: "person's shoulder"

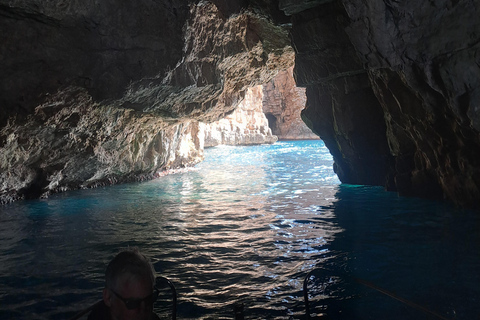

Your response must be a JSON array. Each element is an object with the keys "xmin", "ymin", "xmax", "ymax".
[{"xmin": 87, "ymin": 301, "xmax": 109, "ymax": 320}]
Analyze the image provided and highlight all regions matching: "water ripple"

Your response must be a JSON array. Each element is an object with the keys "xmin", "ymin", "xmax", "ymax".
[{"xmin": 1, "ymin": 141, "xmax": 479, "ymax": 319}]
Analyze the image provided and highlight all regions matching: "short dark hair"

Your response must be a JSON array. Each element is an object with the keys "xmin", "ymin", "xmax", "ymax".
[{"xmin": 105, "ymin": 248, "xmax": 156, "ymax": 290}]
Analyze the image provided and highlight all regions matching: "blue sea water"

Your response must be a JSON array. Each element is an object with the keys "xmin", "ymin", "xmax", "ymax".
[{"xmin": 0, "ymin": 140, "xmax": 479, "ymax": 320}]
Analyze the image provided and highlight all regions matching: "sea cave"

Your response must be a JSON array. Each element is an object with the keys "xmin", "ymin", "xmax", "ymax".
[
  {"xmin": 1, "ymin": 0, "xmax": 479, "ymax": 207},
  {"xmin": 1, "ymin": 1, "xmax": 480, "ymax": 319}
]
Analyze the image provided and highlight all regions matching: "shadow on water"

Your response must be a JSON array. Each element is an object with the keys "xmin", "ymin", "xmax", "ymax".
[
  {"xmin": 0, "ymin": 141, "xmax": 479, "ymax": 320},
  {"xmin": 304, "ymin": 184, "xmax": 480, "ymax": 320}
]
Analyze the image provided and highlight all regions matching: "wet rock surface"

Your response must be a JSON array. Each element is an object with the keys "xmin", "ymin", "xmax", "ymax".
[{"xmin": 0, "ymin": 87, "xmax": 203, "ymax": 202}]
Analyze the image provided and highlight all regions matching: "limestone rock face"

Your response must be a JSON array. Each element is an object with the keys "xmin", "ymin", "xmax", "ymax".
[
  {"xmin": 0, "ymin": 87, "xmax": 204, "ymax": 202},
  {"xmin": 289, "ymin": 0, "xmax": 480, "ymax": 207},
  {"xmin": 263, "ymin": 66, "xmax": 319, "ymax": 140},
  {"xmin": 120, "ymin": 1, "xmax": 294, "ymax": 123},
  {"xmin": 343, "ymin": 0, "xmax": 480, "ymax": 206},
  {"xmin": 203, "ymin": 86, "xmax": 278, "ymax": 147},
  {"xmin": 291, "ymin": 2, "xmax": 394, "ymax": 187},
  {"xmin": 0, "ymin": 0, "xmax": 293, "ymax": 203},
  {"xmin": 203, "ymin": 65, "xmax": 317, "ymax": 145},
  {"xmin": 2, "ymin": 0, "xmax": 480, "ymax": 207}
]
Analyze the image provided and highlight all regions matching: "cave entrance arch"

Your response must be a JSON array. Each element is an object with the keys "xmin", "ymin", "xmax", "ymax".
[{"xmin": 265, "ymin": 112, "xmax": 279, "ymax": 136}]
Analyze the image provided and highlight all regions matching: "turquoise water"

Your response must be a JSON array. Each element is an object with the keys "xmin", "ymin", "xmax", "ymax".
[{"xmin": 0, "ymin": 140, "xmax": 479, "ymax": 319}]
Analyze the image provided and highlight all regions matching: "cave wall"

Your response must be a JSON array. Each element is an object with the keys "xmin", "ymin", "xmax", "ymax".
[
  {"xmin": 0, "ymin": 0, "xmax": 293, "ymax": 203},
  {"xmin": 0, "ymin": 87, "xmax": 204, "ymax": 202},
  {"xmin": 289, "ymin": 0, "xmax": 480, "ymax": 207},
  {"xmin": 202, "ymin": 86, "xmax": 278, "ymax": 147},
  {"xmin": 1, "ymin": 0, "xmax": 480, "ymax": 207},
  {"xmin": 344, "ymin": 0, "xmax": 480, "ymax": 206},
  {"xmin": 0, "ymin": 0, "xmax": 189, "ymax": 126},
  {"xmin": 203, "ymin": 65, "xmax": 317, "ymax": 145},
  {"xmin": 291, "ymin": 2, "xmax": 395, "ymax": 187},
  {"xmin": 262, "ymin": 66, "xmax": 319, "ymax": 140}
]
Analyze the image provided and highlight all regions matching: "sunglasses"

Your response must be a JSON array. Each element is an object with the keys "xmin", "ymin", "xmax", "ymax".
[{"xmin": 110, "ymin": 287, "xmax": 159, "ymax": 310}]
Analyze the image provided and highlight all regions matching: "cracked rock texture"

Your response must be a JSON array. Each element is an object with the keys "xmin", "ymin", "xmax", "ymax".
[
  {"xmin": 202, "ymin": 86, "xmax": 278, "ymax": 147},
  {"xmin": 0, "ymin": 0, "xmax": 293, "ymax": 203},
  {"xmin": 263, "ymin": 66, "xmax": 318, "ymax": 140},
  {"xmin": 0, "ymin": 87, "xmax": 204, "ymax": 202},
  {"xmin": 203, "ymin": 66, "xmax": 316, "ymax": 146},
  {"xmin": 291, "ymin": 0, "xmax": 480, "ymax": 207}
]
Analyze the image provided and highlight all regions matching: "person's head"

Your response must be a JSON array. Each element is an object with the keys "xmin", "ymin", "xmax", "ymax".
[{"xmin": 102, "ymin": 248, "xmax": 157, "ymax": 320}]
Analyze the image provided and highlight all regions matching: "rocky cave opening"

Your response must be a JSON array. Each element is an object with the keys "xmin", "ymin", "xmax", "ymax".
[
  {"xmin": 1, "ymin": 0, "xmax": 480, "ymax": 208},
  {"xmin": 265, "ymin": 113, "xmax": 278, "ymax": 136}
]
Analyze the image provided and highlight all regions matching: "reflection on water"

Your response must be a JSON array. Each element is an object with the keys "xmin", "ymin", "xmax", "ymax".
[{"xmin": 0, "ymin": 141, "xmax": 479, "ymax": 320}]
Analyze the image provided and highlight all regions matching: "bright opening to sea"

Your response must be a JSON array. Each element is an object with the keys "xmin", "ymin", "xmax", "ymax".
[{"xmin": 1, "ymin": 140, "xmax": 479, "ymax": 319}]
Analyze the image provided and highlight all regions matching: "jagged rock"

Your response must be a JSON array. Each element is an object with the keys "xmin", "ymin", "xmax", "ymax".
[
  {"xmin": 203, "ymin": 65, "xmax": 317, "ymax": 145},
  {"xmin": 202, "ymin": 86, "xmax": 278, "ymax": 147},
  {"xmin": 0, "ymin": 1, "xmax": 293, "ymax": 203},
  {"xmin": 0, "ymin": 87, "xmax": 204, "ymax": 202},
  {"xmin": 263, "ymin": 66, "xmax": 319, "ymax": 140},
  {"xmin": 342, "ymin": 0, "xmax": 480, "ymax": 206},
  {"xmin": 119, "ymin": 2, "xmax": 294, "ymax": 123},
  {"xmin": 289, "ymin": 0, "xmax": 480, "ymax": 207}
]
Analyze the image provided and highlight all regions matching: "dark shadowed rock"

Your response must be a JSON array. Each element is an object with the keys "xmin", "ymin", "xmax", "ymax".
[
  {"xmin": 0, "ymin": 0, "xmax": 293, "ymax": 203},
  {"xmin": 291, "ymin": 2, "xmax": 395, "ymax": 187},
  {"xmin": 0, "ymin": 0, "xmax": 189, "ymax": 125},
  {"xmin": 288, "ymin": 0, "xmax": 480, "ymax": 207}
]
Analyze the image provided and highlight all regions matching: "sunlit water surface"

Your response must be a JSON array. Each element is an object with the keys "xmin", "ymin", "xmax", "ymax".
[{"xmin": 0, "ymin": 140, "xmax": 479, "ymax": 320}]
